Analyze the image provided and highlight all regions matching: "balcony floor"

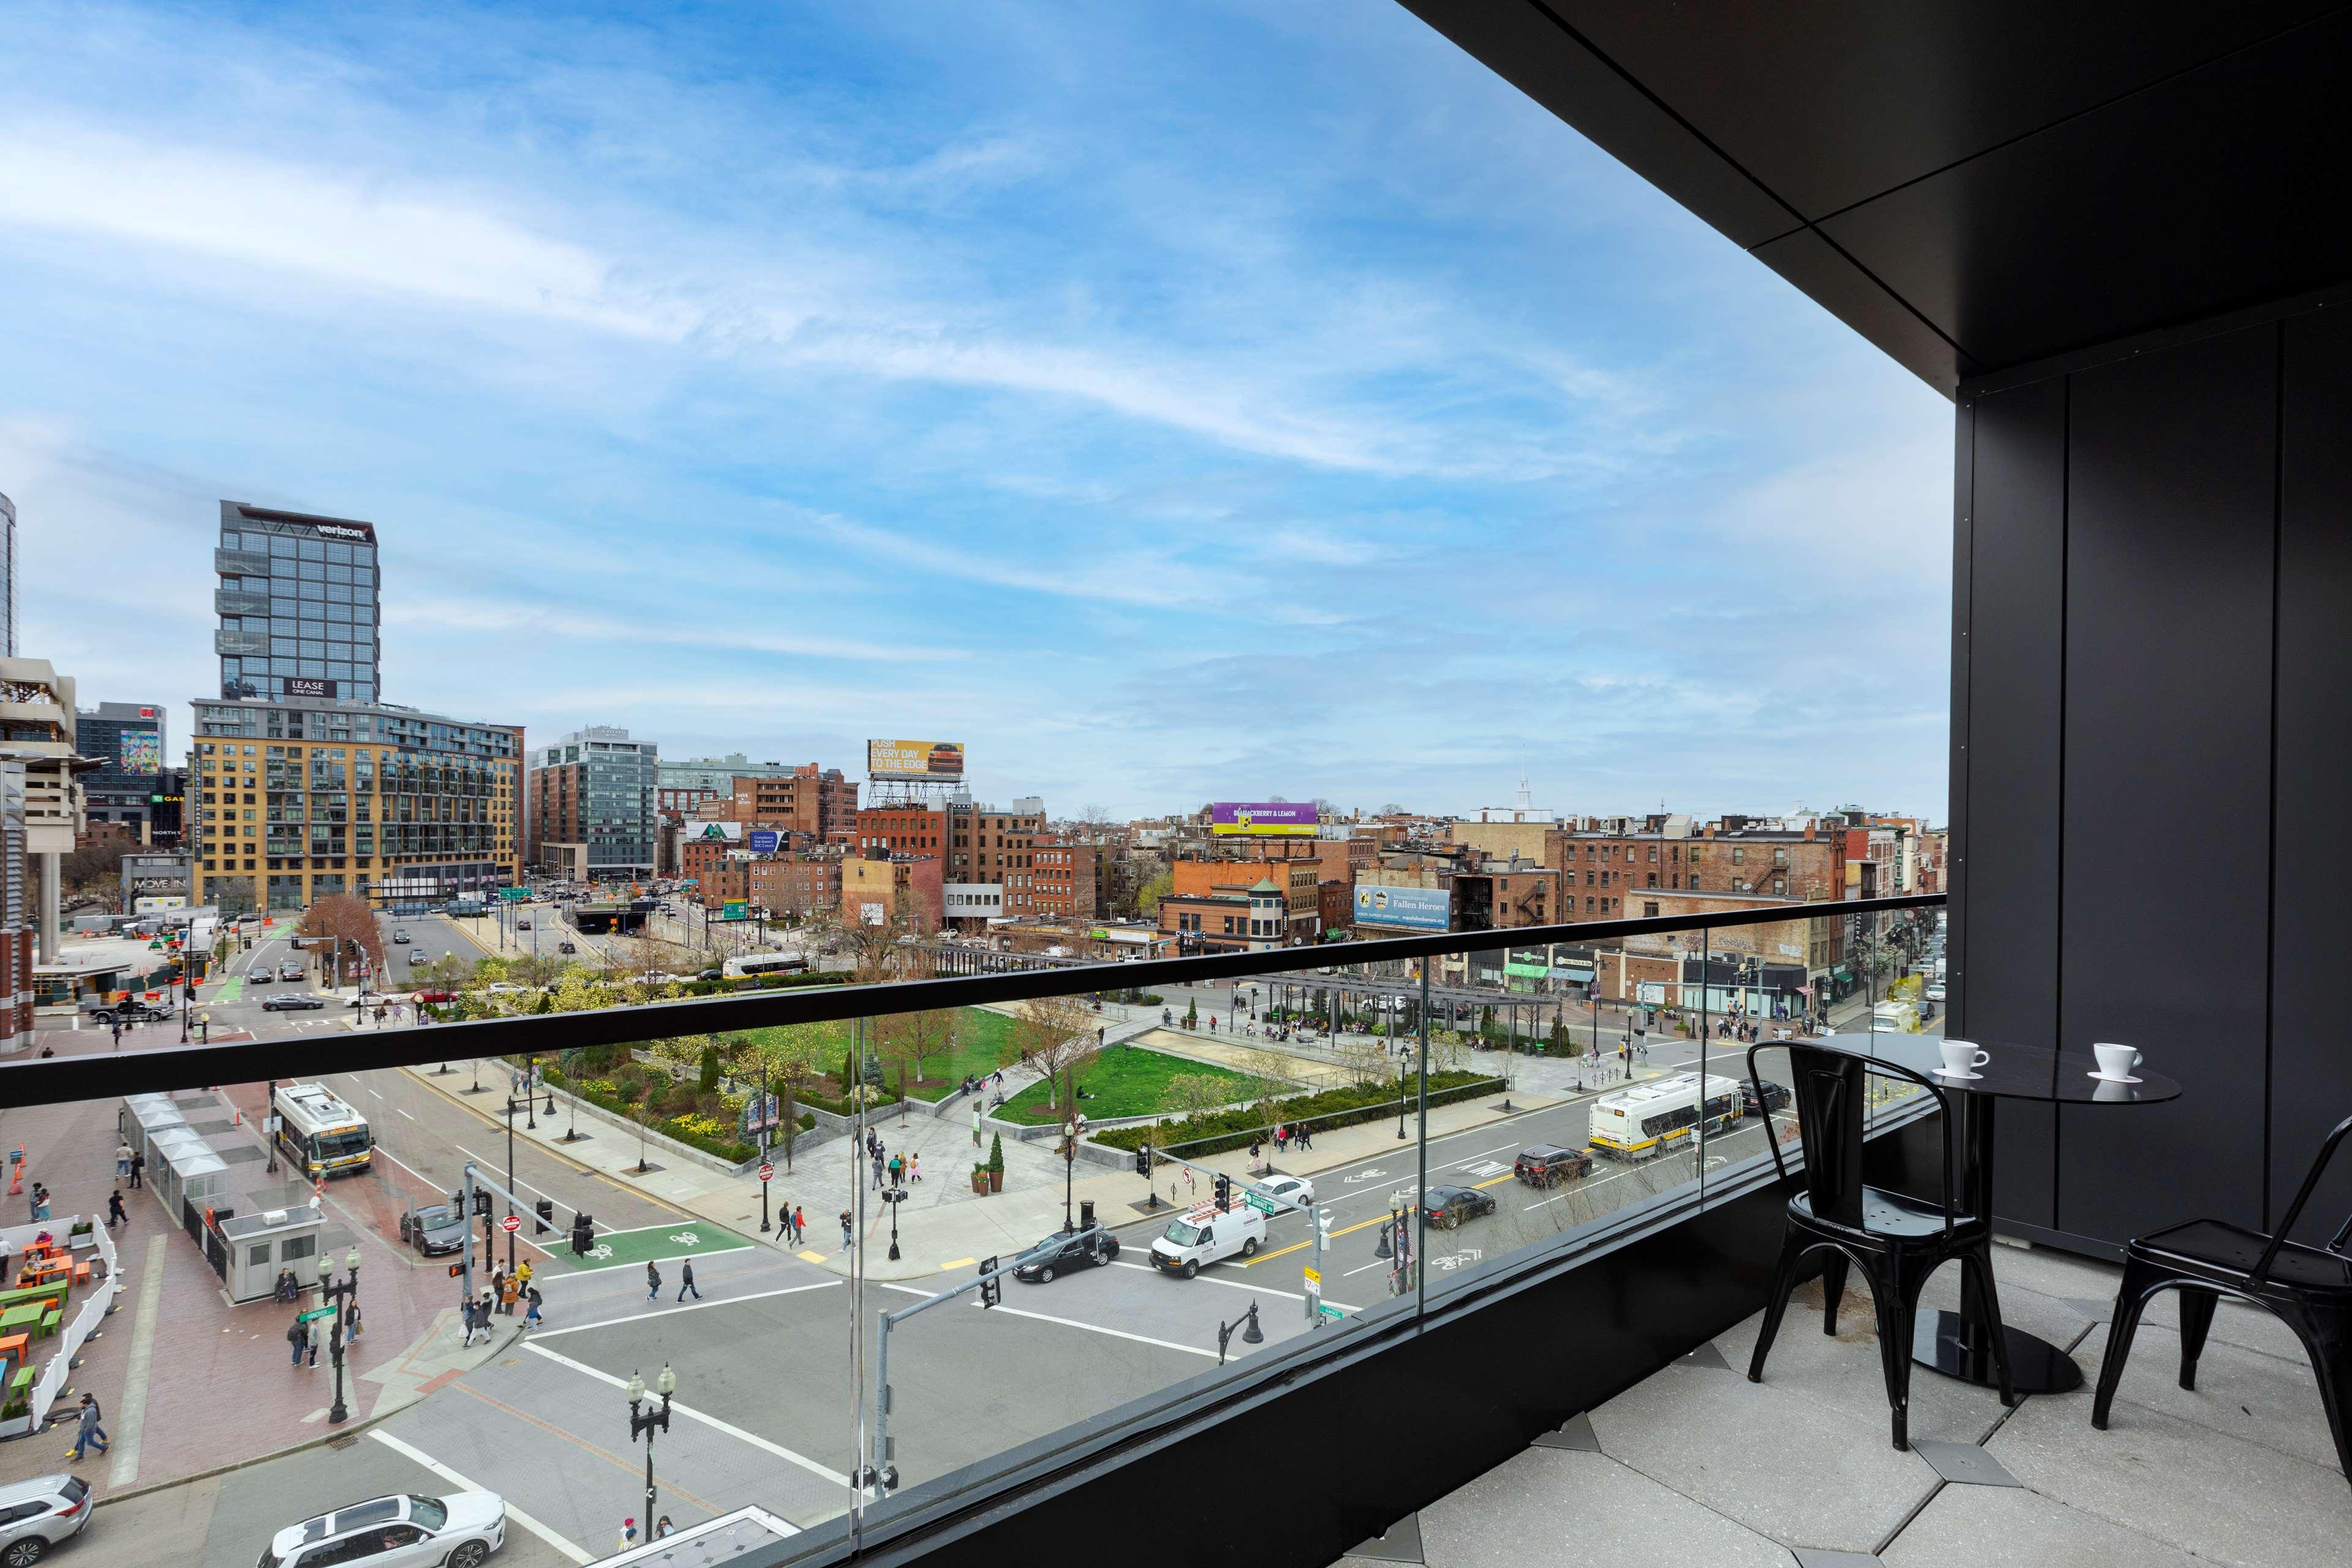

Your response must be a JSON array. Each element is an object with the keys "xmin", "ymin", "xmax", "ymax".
[{"xmin": 1333, "ymin": 1243, "xmax": 2350, "ymax": 1568}]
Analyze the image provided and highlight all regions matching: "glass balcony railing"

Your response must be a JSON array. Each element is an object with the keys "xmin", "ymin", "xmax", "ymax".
[{"xmin": 12, "ymin": 892, "xmax": 1939, "ymax": 1567}]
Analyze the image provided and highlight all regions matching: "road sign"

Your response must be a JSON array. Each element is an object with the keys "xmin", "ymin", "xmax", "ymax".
[
  {"xmin": 1245, "ymin": 1191, "xmax": 1278, "ymax": 1215},
  {"xmin": 296, "ymin": 1305, "xmax": 338, "ymax": 1323},
  {"xmin": 758, "ymin": 1163, "xmax": 775, "ymax": 1183},
  {"xmin": 1318, "ymin": 1301, "xmax": 1344, "ymax": 1321},
  {"xmin": 1302, "ymin": 1265, "xmax": 1321, "ymax": 1290},
  {"xmin": 499, "ymin": 1214, "xmax": 522, "ymax": 1234}
]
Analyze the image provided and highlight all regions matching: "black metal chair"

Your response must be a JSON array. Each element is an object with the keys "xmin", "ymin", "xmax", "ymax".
[
  {"xmin": 2092, "ymin": 1112, "xmax": 2352, "ymax": 1483},
  {"xmin": 1745, "ymin": 1041, "xmax": 2018, "ymax": 1450}
]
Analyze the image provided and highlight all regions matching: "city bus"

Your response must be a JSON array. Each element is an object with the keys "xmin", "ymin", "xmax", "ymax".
[
  {"xmin": 723, "ymin": 952, "xmax": 810, "ymax": 981},
  {"xmin": 1587, "ymin": 1072, "xmax": 1742, "ymax": 1162},
  {"xmin": 273, "ymin": 1082, "xmax": 374, "ymax": 1178}
]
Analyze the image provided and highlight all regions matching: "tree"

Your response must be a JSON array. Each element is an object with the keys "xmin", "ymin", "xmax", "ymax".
[
  {"xmin": 299, "ymin": 894, "xmax": 385, "ymax": 983},
  {"xmin": 1166, "ymin": 1072, "xmax": 1236, "ymax": 1121},
  {"xmin": 1231, "ymin": 1046, "xmax": 1296, "ymax": 1105},
  {"xmin": 1136, "ymin": 869, "xmax": 1174, "ymax": 916},
  {"xmin": 1334, "ymin": 1033, "xmax": 1388, "ymax": 1087},
  {"xmin": 1006, "ymin": 992, "xmax": 1099, "ymax": 1117}
]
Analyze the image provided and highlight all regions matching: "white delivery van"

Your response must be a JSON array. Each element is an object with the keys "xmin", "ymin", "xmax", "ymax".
[{"xmin": 1149, "ymin": 1200, "xmax": 1266, "ymax": 1278}]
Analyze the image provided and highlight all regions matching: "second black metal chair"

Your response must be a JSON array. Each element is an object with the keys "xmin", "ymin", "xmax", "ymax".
[{"xmin": 1745, "ymin": 1041, "xmax": 2018, "ymax": 1450}]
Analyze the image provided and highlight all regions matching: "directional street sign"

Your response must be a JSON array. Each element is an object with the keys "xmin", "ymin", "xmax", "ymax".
[
  {"xmin": 296, "ymin": 1306, "xmax": 339, "ymax": 1323},
  {"xmin": 758, "ymin": 1163, "xmax": 775, "ymax": 1183},
  {"xmin": 499, "ymin": 1214, "xmax": 522, "ymax": 1234},
  {"xmin": 1245, "ymin": 1191, "xmax": 1278, "ymax": 1215},
  {"xmin": 1318, "ymin": 1301, "xmax": 1344, "ymax": 1321}
]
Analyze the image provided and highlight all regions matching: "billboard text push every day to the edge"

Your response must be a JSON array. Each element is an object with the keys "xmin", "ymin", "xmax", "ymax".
[
  {"xmin": 1210, "ymin": 801, "xmax": 1319, "ymax": 837},
  {"xmin": 868, "ymin": 739, "xmax": 965, "ymax": 781}
]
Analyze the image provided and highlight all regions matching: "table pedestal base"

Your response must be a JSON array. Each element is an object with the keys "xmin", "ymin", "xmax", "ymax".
[{"xmin": 1912, "ymin": 1310, "xmax": 2083, "ymax": 1395}]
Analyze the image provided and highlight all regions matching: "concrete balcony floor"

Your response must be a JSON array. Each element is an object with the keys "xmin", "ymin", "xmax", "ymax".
[{"xmin": 1333, "ymin": 1241, "xmax": 2350, "ymax": 1568}]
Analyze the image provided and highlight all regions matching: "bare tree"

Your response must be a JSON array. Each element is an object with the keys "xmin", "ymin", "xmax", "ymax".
[
  {"xmin": 1166, "ymin": 1072, "xmax": 1238, "ymax": 1121},
  {"xmin": 1006, "ymin": 992, "xmax": 1100, "ymax": 1117},
  {"xmin": 299, "ymin": 894, "xmax": 385, "ymax": 984}
]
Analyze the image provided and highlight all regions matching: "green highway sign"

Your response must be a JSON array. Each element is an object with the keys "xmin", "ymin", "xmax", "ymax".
[
  {"xmin": 296, "ymin": 1306, "xmax": 339, "ymax": 1323},
  {"xmin": 722, "ymin": 899, "xmax": 748, "ymax": 921}
]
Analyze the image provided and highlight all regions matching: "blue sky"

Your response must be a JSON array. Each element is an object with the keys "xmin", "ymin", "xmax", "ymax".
[{"xmin": 0, "ymin": 1, "xmax": 1952, "ymax": 821}]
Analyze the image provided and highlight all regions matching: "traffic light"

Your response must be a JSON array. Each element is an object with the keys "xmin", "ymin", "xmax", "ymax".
[
  {"xmin": 570, "ymin": 1215, "xmax": 595, "ymax": 1256},
  {"xmin": 535, "ymin": 1197, "xmax": 555, "ymax": 1235},
  {"xmin": 472, "ymin": 1188, "xmax": 492, "ymax": 1218},
  {"xmin": 978, "ymin": 1256, "xmax": 1001, "ymax": 1309},
  {"xmin": 1134, "ymin": 1142, "xmax": 1152, "ymax": 1178},
  {"xmin": 1214, "ymin": 1174, "xmax": 1231, "ymax": 1211}
]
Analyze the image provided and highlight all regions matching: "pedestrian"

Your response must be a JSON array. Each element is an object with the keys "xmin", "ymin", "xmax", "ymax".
[
  {"xmin": 1273, "ymin": 1123, "xmax": 1289, "ymax": 1155},
  {"xmin": 499, "ymin": 1273, "xmax": 519, "ymax": 1317},
  {"xmin": 67, "ymin": 1393, "xmax": 109, "ymax": 1461},
  {"xmin": 618, "ymin": 1519, "xmax": 639, "ymax": 1553},
  {"xmin": 107, "ymin": 1189, "xmax": 127, "ymax": 1230},
  {"xmin": 1210, "ymin": 1014, "xmax": 1217, "ymax": 1033},
  {"xmin": 489, "ymin": 1266, "xmax": 505, "ymax": 1311},
  {"xmin": 28, "ymin": 1183, "xmax": 48, "ymax": 1223},
  {"xmin": 656, "ymin": 1515, "xmax": 675, "ymax": 1538},
  {"xmin": 840, "ymin": 1210, "xmax": 853, "ymax": 1249},
  {"xmin": 115, "ymin": 1140, "xmax": 132, "ymax": 1178},
  {"xmin": 1296, "ymin": 1123, "xmax": 1312, "ymax": 1152},
  {"xmin": 130, "ymin": 1151, "xmax": 145, "ymax": 1190},
  {"xmin": 870, "ymin": 1152, "xmax": 885, "ymax": 1190},
  {"xmin": 1248, "ymin": 1134, "xmax": 1262, "ymax": 1174},
  {"xmin": 793, "ymin": 1205, "xmax": 807, "ymax": 1244},
  {"xmin": 515, "ymin": 1259, "xmax": 533, "ymax": 1292},
  {"xmin": 523, "ymin": 1285, "xmax": 544, "ymax": 1329},
  {"xmin": 646, "ymin": 1261, "xmax": 662, "ymax": 1301},
  {"xmin": 288, "ymin": 1311, "xmax": 309, "ymax": 1366},
  {"xmin": 344, "ymin": 1300, "xmax": 364, "ymax": 1344},
  {"xmin": 677, "ymin": 1259, "xmax": 700, "ymax": 1302},
  {"xmin": 110, "ymin": 1021, "xmax": 122, "ymax": 1049},
  {"xmin": 888, "ymin": 1152, "xmax": 903, "ymax": 1187},
  {"xmin": 306, "ymin": 1314, "xmax": 323, "ymax": 1368},
  {"xmin": 909, "ymin": 1153, "xmax": 921, "ymax": 1184}
]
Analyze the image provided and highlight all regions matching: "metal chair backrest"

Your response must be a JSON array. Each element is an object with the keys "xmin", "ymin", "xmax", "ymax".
[
  {"xmin": 2250, "ymin": 1112, "xmax": 2352, "ymax": 1285},
  {"xmin": 1750, "ymin": 1040, "xmax": 1956, "ymax": 1239}
]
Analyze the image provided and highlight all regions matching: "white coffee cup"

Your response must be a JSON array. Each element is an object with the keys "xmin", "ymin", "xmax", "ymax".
[
  {"xmin": 2092, "ymin": 1042, "xmax": 2142, "ymax": 1080},
  {"xmin": 1938, "ymin": 1040, "xmax": 1989, "ymax": 1077}
]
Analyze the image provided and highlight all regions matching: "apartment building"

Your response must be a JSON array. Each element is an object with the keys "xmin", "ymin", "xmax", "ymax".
[
  {"xmin": 190, "ymin": 695, "xmax": 521, "ymax": 914},
  {"xmin": 1033, "ymin": 831, "xmax": 1099, "ymax": 919},
  {"xmin": 528, "ymin": 727, "xmax": 657, "ymax": 881}
]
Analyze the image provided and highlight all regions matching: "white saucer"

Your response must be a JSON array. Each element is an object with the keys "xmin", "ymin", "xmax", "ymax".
[
  {"xmin": 1933, "ymin": 1068, "xmax": 1985, "ymax": 1080},
  {"xmin": 2087, "ymin": 1071, "xmax": 2143, "ymax": 1085}
]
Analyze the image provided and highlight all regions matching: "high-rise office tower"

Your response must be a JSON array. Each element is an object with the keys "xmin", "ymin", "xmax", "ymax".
[
  {"xmin": 0, "ymin": 491, "xmax": 17, "ymax": 657},
  {"xmin": 213, "ymin": 500, "xmax": 382, "ymax": 703}
]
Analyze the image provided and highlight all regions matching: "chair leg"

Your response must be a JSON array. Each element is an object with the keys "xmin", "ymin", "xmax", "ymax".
[
  {"xmin": 2275, "ymin": 1302, "xmax": 2352, "ymax": 1487},
  {"xmin": 2176, "ymin": 1286, "xmax": 2220, "ymax": 1392},
  {"xmin": 1862, "ymin": 1254, "xmax": 1917, "ymax": 1452},
  {"xmin": 1820, "ymin": 1250, "xmax": 1849, "ymax": 1336},
  {"xmin": 1961, "ymin": 1248, "xmax": 2019, "ymax": 1409},
  {"xmin": 2092, "ymin": 1257, "xmax": 2161, "ymax": 1431},
  {"xmin": 1747, "ymin": 1234, "xmax": 1804, "ymax": 1384}
]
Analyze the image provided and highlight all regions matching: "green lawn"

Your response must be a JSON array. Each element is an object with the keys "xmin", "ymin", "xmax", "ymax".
[
  {"xmin": 729, "ymin": 1008, "xmax": 1017, "ymax": 1102},
  {"xmin": 993, "ymin": 1044, "xmax": 1267, "ymax": 1125}
]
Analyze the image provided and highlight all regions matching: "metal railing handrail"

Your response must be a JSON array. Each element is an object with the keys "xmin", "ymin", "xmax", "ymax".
[{"xmin": 0, "ymin": 892, "xmax": 1942, "ymax": 1108}]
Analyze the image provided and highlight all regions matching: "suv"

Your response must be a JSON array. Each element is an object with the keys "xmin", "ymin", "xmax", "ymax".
[
  {"xmin": 1513, "ymin": 1145, "xmax": 1593, "ymax": 1188},
  {"xmin": 0, "ymin": 1472, "xmax": 93, "ymax": 1563},
  {"xmin": 262, "ymin": 1491, "xmax": 506, "ymax": 1568},
  {"xmin": 1741, "ymin": 1079, "xmax": 1792, "ymax": 1117}
]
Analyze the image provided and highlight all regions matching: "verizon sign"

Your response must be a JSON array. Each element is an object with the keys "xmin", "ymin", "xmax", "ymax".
[{"xmin": 310, "ymin": 522, "xmax": 374, "ymax": 543}]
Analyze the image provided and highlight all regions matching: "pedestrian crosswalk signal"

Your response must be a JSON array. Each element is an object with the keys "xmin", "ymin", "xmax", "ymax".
[{"xmin": 447, "ymin": 1262, "xmax": 465, "ymax": 1278}]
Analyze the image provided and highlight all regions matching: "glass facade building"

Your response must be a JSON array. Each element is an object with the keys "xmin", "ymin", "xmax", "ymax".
[
  {"xmin": 0, "ymin": 490, "xmax": 15, "ymax": 658},
  {"xmin": 528, "ymin": 726, "xmax": 657, "ymax": 878},
  {"xmin": 213, "ymin": 500, "xmax": 382, "ymax": 704}
]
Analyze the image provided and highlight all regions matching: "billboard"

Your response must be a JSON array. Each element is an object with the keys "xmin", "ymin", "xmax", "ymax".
[
  {"xmin": 868, "ymin": 739, "xmax": 964, "ymax": 782},
  {"xmin": 747, "ymin": 829, "xmax": 780, "ymax": 855},
  {"xmin": 1210, "ymin": 802, "xmax": 1319, "ymax": 837},
  {"xmin": 1352, "ymin": 883, "xmax": 1449, "ymax": 932},
  {"xmin": 285, "ymin": 677, "xmax": 338, "ymax": 699},
  {"xmin": 118, "ymin": 728, "xmax": 163, "ymax": 775}
]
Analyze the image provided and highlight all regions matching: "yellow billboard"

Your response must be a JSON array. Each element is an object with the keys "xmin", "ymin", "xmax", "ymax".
[{"xmin": 867, "ymin": 738, "xmax": 965, "ymax": 781}]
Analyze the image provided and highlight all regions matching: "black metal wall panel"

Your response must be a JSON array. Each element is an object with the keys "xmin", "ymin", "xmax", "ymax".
[
  {"xmin": 1961, "ymin": 374, "xmax": 2068, "ymax": 1230},
  {"xmin": 2057, "ymin": 325, "xmax": 2278, "ymax": 1242},
  {"xmin": 2271, "ymin": 308, "xmax": 2352, "ymax": 1243}
]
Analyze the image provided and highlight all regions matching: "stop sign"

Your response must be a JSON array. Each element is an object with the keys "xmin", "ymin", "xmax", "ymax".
[
  {"xmin": 758, "ymin": 1164, "xmax": 775, "ymax": 1183},
  {"xmin": 499, "ymin": 1214, "xmax": 522, "ymax": 1234}
]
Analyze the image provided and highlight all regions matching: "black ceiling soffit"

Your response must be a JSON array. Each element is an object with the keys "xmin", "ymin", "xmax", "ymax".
[{"xmin": 1395, "ymin": 2, "xmax": 2352, "ymax": 395}]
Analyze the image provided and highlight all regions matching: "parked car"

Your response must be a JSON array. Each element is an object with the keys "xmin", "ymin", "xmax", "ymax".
[
  {"xmin": 399, "ymin": 1203, "xmax": 469, "ymax": 1257},
  {"xmin": 262, "ymin": 995, "xmax": 327, "ymax": 1012},
  {"xmin": 391, "ymin": 930, "xmax": 410, "ymax": 944},
  {"xmin": 1513, "ymin": 1145, "xmax": 1593, "ymax": 1188},
  {"xmin": 1013, "ymin": 1229, "xmax": 1120, "ymax": 1283},
  {"xmin": 1741, "ymin": 1079, "xmax": 1792, "ymax": 1117},
  {"xmin": 0, "ymin": 1472, "xmax": 94, "ymax": 1564},
  {"xmin": 1250, "ymin": 1174, "xmax": 1316, "ymax": 1210},
  {"xmin": 261, "ymin": 1491, "xmax": 506, "ymax": 1568},
  {"xmin": 1421, "ymin": 1185, "xmax": 1498, "ymax": 1230}
]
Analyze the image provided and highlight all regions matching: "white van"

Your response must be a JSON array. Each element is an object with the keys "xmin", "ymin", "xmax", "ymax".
[
  {"xmin": 1871, "ymin": 1001, "xmax": 1917, "ymax": 1033},
  {"xmin": 1149, "ymin": 1200, "xmax": 1266, "ymax": 1278}
]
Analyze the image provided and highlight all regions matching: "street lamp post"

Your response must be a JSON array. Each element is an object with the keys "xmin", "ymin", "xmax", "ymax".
[
  {"xmin": 502, "ymin": 1094, "xmax": 524, "ymax": 1276},
  {"xmin": 1395, "ymin": 1057, "xmax": 1408, "ymax": 1140},
  {"xmin": 316, "ymin": 1245, "xmax": 362, "ymax": 1424},
  {"xmin": 523, "ymin": 1057, "xmax": 538, "ymax": 1130},
  {"xmin": 265, "ymin": 1077, "xmax": 279, "ymax": 1174},
  {"xmin": 625, "ymin": 1365, "xmax": 676, "ymax": 1528},
  {"xmin": 1215, "ymin": 1302, "xmax": 1264, "ymax": 1365},
  {"xmin": 1061, "ymin": 1117, "xmax": 1080, "ymax": 1232},
  {"xmin": 758, "ymin": 1057, "xmax": 772, "ymax": 1234}
]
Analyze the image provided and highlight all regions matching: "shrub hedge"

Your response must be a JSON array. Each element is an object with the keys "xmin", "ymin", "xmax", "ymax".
[{"xmin": 1091, "ymin": 1070, "xmax": 1504, "ymax": 1156}]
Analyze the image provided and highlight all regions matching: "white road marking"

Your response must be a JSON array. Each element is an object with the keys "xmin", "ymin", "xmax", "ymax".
[
  {"xmin": 521, "ymin": 1343, "xmax": 855, "ymax": 1487},
  {"xmin": 1529, "ymin": 1167, "xmax": 1640, "ymax": 1207},
  {"xmin": 939, "ymin": 1295, "xmax": 1221, "ymax": 1359},
  {"xmin": 1340, "ymin": 1259, "xmax": 1389, "ymax": 1277},
  {"xmin": 456, "ymin": 1144, "xmax": 564, "ymax": 1205},
  {"xmin": 369, "ymin": 1428, "xmax": 592, "ymax": 1564},
  {"xmin": 398, "ymin": 1107, "xmax": 416, "ymax": 1120},
  {"xmin": 529, "ymin": 1279, "xmax": 839, "ymax": 1336},
  {"xmin": 1446, "ymin": 1142, "xmax": 1520, "ymax": 1168},
  {"xmin": 1103, "ymin": 1259, "xmax": 1355, "ymax": 1311}
]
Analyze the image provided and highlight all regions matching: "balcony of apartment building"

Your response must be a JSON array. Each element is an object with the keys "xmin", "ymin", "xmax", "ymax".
[{"xmin": 3, "ymin": 10, "xmax": 2348, "ymax": 1568}]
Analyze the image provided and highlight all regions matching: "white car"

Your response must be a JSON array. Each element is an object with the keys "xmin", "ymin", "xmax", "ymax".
[
  {"xmin": 1926, "ymin": 982, "xmax": 1947, "ymax": 1002},
  {"xmin": 263, "ymin": 1491, "xmax": 505, "ymax": 1568},
  {"xmin": 482, "ymin": 982, "xmax": 528, "ymax": 995},
  {"xmin": 1252, "ymin": 1174, "xmax": 1316, "ymax": 1210}
]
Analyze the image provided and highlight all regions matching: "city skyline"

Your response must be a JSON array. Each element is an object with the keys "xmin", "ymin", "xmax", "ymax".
[{"xmin": 1, "ymin": 0, "xmax": 1951, "ymax": 820}]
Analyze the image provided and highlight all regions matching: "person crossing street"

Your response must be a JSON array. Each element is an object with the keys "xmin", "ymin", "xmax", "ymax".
[
  {"xmin": 677, "ymin": 1259, "xmax": 700, "ymax": 1301},
  {"xmin": 646, "ymin": 1261, "xmax": 662, "ymax": 1300}
]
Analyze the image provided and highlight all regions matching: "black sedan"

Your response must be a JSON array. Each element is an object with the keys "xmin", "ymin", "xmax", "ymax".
[
  {"xmin": 1012, "ymin": 1230, "xmax": 1120, "ymax": 1283},
  {"xmin": 262, "ymin": 994, "xmax": 327, "ymax": 1012},
  {"xmin": 1742, "ymin": 1079, "xmax": 1791, "ymax": 1117},
  {"xmin": 1421, "ymin": 1185, "xmax": 1498, "ymax": 1229},
  {"xmin": 399, "ymin": 1204, "xmax": 470, "ymax": 1256},
  {"xmin": 246, "ymin": 970, "xmax": 274, "ymax": 984}
]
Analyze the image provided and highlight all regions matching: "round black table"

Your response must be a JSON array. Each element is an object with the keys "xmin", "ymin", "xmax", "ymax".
[{"xmin": 1807, "ymin": 1031, "xmax": 2181, "ymax": 1395}]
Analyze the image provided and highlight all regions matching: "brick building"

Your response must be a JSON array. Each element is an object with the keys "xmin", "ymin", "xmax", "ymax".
[
  {"xmin": 1034, "ymin": 831, "xmax": 1098, "ymax": 919},
  {"xmin": 1172, "ymin": 858, "xmax": 1317, "ymax": 944},
  {"xmin": 725, "ymin": 765, "xmax": 858, "ymax": 845},
  {"xmin": 842, "ymin": 850, "xmax": 942, "ymax": 933}
]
